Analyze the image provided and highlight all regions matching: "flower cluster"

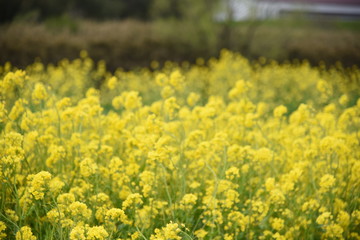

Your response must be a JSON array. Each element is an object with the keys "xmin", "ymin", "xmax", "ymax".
[{"xmin": 0, "ymin": 50, "xmax": 359, "ymax": 239}]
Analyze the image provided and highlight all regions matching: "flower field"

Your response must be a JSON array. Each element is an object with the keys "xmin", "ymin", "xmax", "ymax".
[{"xmin": 0, "ymin": 50, "xmax": 360, "ymax": 239}]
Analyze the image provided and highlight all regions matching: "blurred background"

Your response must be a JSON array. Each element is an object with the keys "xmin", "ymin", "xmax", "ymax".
[{"xmin": 0, "ymin": 0, "xmax": 360, "ymax": 70}]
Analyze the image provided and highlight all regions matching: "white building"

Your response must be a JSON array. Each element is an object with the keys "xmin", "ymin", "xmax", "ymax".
[{"xmin": 217, "ymin": 0, "xmax": 360, "ymax": 21}]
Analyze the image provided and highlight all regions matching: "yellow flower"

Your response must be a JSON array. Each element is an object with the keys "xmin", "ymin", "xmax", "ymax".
[
  {"xmin": 337, "ymin": 210, "xmax": 350, "ymax": 228},
  {"xmin": 49, "ymin": 177, "xmax": 65, "ymax": 194},
  {"xmin": 255, "ymin": 148, "xmax": 273, "ymax": 163},
  {"xmin": 150, "ymin": 222, "xmax": 181, "ymax": 240},
  {"xmin": 46, "ymin": 209, "xmax": 70, "ymax": 226},
  {"xmin": 2, "ymin": 132, "xmax": 24, "ymax": 164},
  {"xmin": 225, "ymin": 167, "xmax": 240, "ymax": 180},
  {"xmin": 351, "ymin": 210, "xmax": 360, "ymax": 225},
  {"xmin": 161, "ymin": 86, "xmax": 175, "ymax": 99},
  {"xmin": 155, "ymin": 73, "xmax": 168, "ymax": 87},
  {"xmin": 46, "ymin": 145, "xmax": 66, "ymax": 168},
  {"xmin": 112, "ymin": 96, "xmax": 123, "ymax": 110},
  {"xmin": 57, "ymin": 193, "xmax": 76, "ymax": 205},
  {"xmin": 1, "ymin": 49, "xmax": 360, "ymax": 240},
  {"xmin": 324, "ymin": 224, "xmax": 343, "ymax": 239},
  {"xmin": 164, "ymin": 97, "xmax": 179, "ymax": 119},
  {"xmin": 265, "ymin": 178, "xmax": 276, "ymax": 192},
  {"xmin": 15, "ymin": 226, "xmax": 36, "ymax": 240},
  {"xmin": 9, "ymin": 99, "xmax": 28, "ymax": 120},
  {"xmin": 339, "ymin": 94, "xmax": 349, "ymax": 106},
  {"xmin": 224, "ymin": 233, "xmax": 234, "ymax": 240},
  {"xmin": 0, "ymin": 101, "xmax": 7, "ymax": 123},
  {"xmin": 123, "ymin": 91, "xmax": 142, "ymax": 110},
  {"xmin": 28, "ymin": 171, "xmax": 52, "ymax": 200},
  {"xmin": 223, "ymin": 189, "xmax": 239, "ymax": 208},
  {"xmin": 194, "ymin": 229, "xmax": 207, "ymax": 239},
  {"xmin": 87, "ymin": 226, "xmax": 109, "ymax": 240},
  {"xmin": 56, "ymin": 97, "xmax": 71, "ymax": 110},
  {"xmin": 272, "ymin": 232, "xmax": 286, "ymax": 240},
  {"xmin": 227, "ymin": 211, "xmax": 247, "ymax": 232},
  {"xmin": 242, "ymin": 164, "xmax": 250, "ymax": 173},
  {"xmin": 151, "ymin": 60, "xmax": 159, "ymax": 69},
  {"xmin": 32, "ymin": 83, "xmax": 48, "ymax": 104},
  {"xmin": 79, "ymin": 158, "xmax": 98, "ymax": 177},
  {"xmin": 130, "ymin": 232, "xmax": 140, "ymax": 240},
  {"xmin": 269, "ymin": 189, "xmax": 285, "ymax": 205},
  {"xmin": 169, "ymin": 70, "xmax": 184, "ymax": 91},
  {"xmin": 316, "ymin": 212, "xmax": 333, "ymax": 225},
  {"xmin": 107, "ymin": 76, "xmax": 118, "ymax": 90},
  {"xmin": 302, "ymin": 199, "xmax": 320, "ymax": 212},
  {"xmin": 122, "ymin": 193, "xmax": 143, "ymax": 210},
  {"xmin": 273, "ymin": 105, "xmax": 287, "ymax": 118},
  {"xmin": 319, "ymin": 174, "xmax": 336, "ymax": 193},
  {"xmin": 69, "ymin": 225, "xmax": 86, "ymax": 240},
  {"xmin": 5, "ymin": 209, "xmax": 19, "ymax": 222},
  {"xmin": 0, "ymin": 221, "xmax": 6, "ymax": 239},
  {"xmin": 105, "ymin": 208, "xmax": 131, "ymax": 225},
  {"xmin": 139, "ymin": 171, "xmax": 155, "ymax": 197},
  {"xmin": 316, "ymin": 79, "xmax": 333, "ymax": 101},
  {"xmin": 1, "ymin": 70, "xmax": 26, "ymax": 93},
  {"xmin": 271, "ymin": 217, "xmax": 285, "ymax": 231},
  {"xmin": 350, "ymin": 232, "xmax": 360, "ymax": 240},
  {"xmin": 69, "ymin": 201, "xmax": 92, "ymax": 221},
  {"xmin": 187, "ymin": 92, "xmax": 200, "ymax": 107},
  {"xmin": 228, "ymin": 79, "xmax": 251, "ymax": 99},
  {"xmin": 179, "ymin": 194, "xmax": 198, "ymax": 210}
]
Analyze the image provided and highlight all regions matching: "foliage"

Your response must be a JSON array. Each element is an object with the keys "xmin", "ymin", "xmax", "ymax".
[
  {"xmin": 1, "ymin": 20, "xmax": 360, "ymax": 72},
  {"xmin": 0, "ymin": 0, "xmax": 218, "ymax": 23}
]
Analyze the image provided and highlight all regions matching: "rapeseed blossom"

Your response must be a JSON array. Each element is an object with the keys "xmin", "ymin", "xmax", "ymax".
[
  {"xmin": 0, "ymin": 50, "xmax": 359, "ymax": 239},
  {"xmin": 150, "ymin": 222, "xmax": 181, "ymax": 240},
  {"xmin": 0, "ymin": 222, "xmax": 6, "ymax": 239},
  {"xmin": 15, "ymin": 226, "xmax": 36, "ymax": 240}
]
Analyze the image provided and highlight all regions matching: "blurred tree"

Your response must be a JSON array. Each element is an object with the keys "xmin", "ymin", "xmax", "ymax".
[
  {"xmin": 150, "ymin": 0, "xmax": 220, "ymax": 20},
  {"xmin": 150, "ymin": 0, "xmax": 221, "ymax": 54},
  {"xmin": 124, "ymin": 0, "xmax": 152, "ymax": 19},
  {"xmin": 72, "ymin": 0, "xmax": 150, "ymax": 19},
  {"xmin": 150, "ymin": 0, "xmax": 182, "ymax": 19},
  {"xmin": 72, "ymin": 0, "xmax": 124, "ymax": 19},
  {"xmin": 0, "ymin": 0, "xmax": 71, "ymax": 22},
  {"xmin": 0, "ymin": 0, "xmax": 153, "ymax": 23},
  {"xmin": 0, "ymin": 0, "xmax": 22, "ymax": 22},
  {"xmin": 218, "ymin": 0, "xmax": 262, "ymax": 54}
]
